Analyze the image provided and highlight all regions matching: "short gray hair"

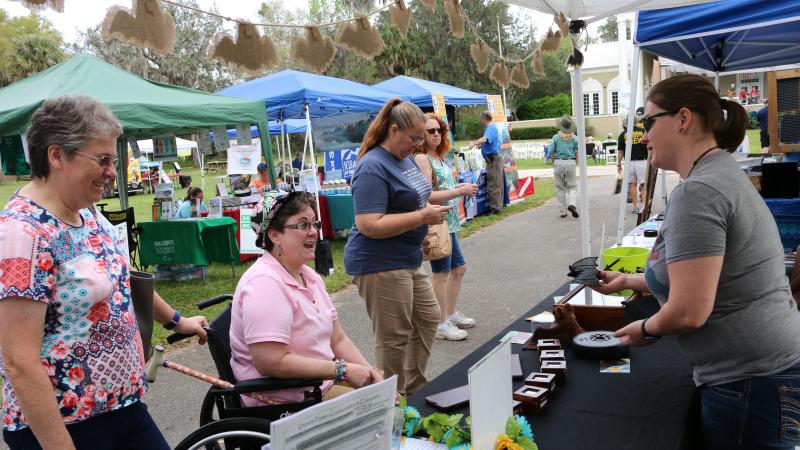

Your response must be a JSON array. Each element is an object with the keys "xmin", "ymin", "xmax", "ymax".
[{"xmin": 27, "ymin": 96, "xmax": 123, "ymax": 179}]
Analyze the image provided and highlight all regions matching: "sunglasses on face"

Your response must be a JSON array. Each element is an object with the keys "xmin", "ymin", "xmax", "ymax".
[
  {"xmin": 284, "ymin": 220, "xmax": 322, "ymax": 232},
  {"xmin": 74, "ymin": 151, "xmax": 119, "ymax": 168},
  {"xmin": 641, "ymin": 111, "xmax": 677, "ymax": 133},
  {"xmin": 426, "ymin": 127, "xmax": 443, "ymax": 135}
]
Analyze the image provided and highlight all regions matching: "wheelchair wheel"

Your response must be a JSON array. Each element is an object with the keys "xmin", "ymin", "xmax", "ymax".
[
  {"xmin": 199, "ymin": 385, "xmax": 221, "ymax": 426},
  {"xmin": 174, "ymin": 417, "xmax": 270, "ymax": 450}
]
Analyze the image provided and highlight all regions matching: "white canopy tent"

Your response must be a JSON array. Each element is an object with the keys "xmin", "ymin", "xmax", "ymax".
[{"xmin": 501, "ymin": 0, "xmax": 717, "ymax": 257}]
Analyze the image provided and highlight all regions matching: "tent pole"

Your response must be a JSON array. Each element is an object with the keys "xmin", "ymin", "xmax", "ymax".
[
  {"xmin": 116, "ymin": 138, "xmax": 129, "ymax": 210},
  {"xmin": 714, "ymin": 72, "xmax": 720, "ymax": 91},
  {"xmin": 616, "ymin": 48, "xmax": 642, "ymax": 245},
  {"xmin": 256, "ymin": 121, "xmax": 277, "ymax": 186},
  {"xmin": 571, "ymin": 66, "xmax": 591, "ymax": 258},
  {"xmin": 304, "ymin": 105, "xmax": 323, "ymax": 240}
]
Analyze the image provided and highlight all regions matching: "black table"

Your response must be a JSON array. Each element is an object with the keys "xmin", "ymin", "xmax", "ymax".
[{"xmin": 409, "ymin": 282, "xmax": 702, "ymax": 450}]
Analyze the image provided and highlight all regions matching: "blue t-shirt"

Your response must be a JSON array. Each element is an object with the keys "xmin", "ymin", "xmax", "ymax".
[
  {"xmin": 175, "ymin": 199, "xmax": 208, "ymax": 218},
  {"xmin": 344, "ymin": 147, "xmax": 432, "ymax": 276},
  {"xmin": 757, "ymin": 106, "xmax": 768, "ymax": 132},
  {"xmin": 480, "ymin": 124, "xmax": 500, "ymax": 159}
]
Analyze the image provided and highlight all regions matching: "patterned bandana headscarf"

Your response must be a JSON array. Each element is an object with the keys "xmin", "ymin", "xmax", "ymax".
[{"xmin": 250, "ymin": 189, "xmax": 289, "ymax": 237}]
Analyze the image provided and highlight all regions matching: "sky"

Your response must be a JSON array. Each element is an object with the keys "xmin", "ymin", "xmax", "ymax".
[{"xmin": 0, "ymin": 0, "xmax": 561, "ymax": 46}]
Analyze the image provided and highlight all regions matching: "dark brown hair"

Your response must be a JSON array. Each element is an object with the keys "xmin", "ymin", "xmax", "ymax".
[
  {"xmin": 646, "ymin": 74, "xmax": 747, "ymax": 151},
  {"xmin": 256, "ymin": 191, "xmax": 316, "ymax": 251},
  {"xmin": 357, "ymin": 97, "xmax": 425, "ymax": 161},
  {"xmin": 184, "ymin": 187, "xmax": 203, "ymax": 201}
]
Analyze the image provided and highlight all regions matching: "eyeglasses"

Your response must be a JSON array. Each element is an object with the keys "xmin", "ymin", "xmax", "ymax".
[
  {"xmin": 284, "ymin": 220, "xmax": 322, "ymax": 232},
  {"xmin": 73, "ymin": 151, "xmax": 119, "ymax": 168},
  {"xmin": 641, "ymin": 111, "xmax": 677, "ymax": 133},
  {"xmin": 426, "ymin": 128, "xmax": 443, "ymax": 135},
  {"xmin": 400, "ymin": 129, "xmax": 425, "ymax": 146}
]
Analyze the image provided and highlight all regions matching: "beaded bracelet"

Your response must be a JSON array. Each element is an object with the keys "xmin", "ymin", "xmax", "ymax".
[{"xmin": 334, "ymin": 359, "xmax": 348, "ymax": 382}]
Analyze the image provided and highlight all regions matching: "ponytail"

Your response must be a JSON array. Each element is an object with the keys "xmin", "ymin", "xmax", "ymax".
[
  {"xmin": 358, "ymin": 98, "xmax": 425, "ymax": 161},
  {"xmin": 716, "ymin": 99, "xmax": 747, "ymax": 151}
]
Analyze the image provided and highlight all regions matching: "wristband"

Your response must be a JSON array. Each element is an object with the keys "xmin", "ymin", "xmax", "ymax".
[
  {"xmin": 641, "ymin": 318, "xmax": 661, "ymax": 341},
  {"xmin": 334, "ymin": 359, "xmax": 348, "ymax": 382},
  {"xmin": 163, "ymin": 309, "xmax": 181, "ymax": 330}
]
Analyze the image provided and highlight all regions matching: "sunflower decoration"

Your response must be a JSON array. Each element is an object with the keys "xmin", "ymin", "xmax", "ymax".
[{"xmin": 495, "ymin": 416, "xmax": 537, "ymax": 450}]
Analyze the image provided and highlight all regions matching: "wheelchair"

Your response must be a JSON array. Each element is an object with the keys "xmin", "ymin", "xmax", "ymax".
[{"xmin": 152, "ymin": 294, "xmax": 323, "ymax": 450}]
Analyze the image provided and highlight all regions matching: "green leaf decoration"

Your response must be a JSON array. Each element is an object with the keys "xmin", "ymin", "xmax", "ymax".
[
  {"xmin": 506, "ymin": 416, "xmax": 522, "ymax": 440},
  {"xmin": 518, "ymin": 436, "xmax": 538, "ymax": 450},
  {"xmin": 447, "ymin": 413, "xmax": 464, "ymax": 427},
  {"xmin": 399, "ymin": 395, "xmax": 407, "ymax": 409}
]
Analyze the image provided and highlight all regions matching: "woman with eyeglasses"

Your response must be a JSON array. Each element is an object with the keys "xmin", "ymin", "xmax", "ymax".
[
  {"xmin": 230, "ymin": 191, "xmax": 381, "ymax": 405},
  {"xmin": 344, "ymin": 98, "xmax": 451, "ymax": 394},
  {"xmin": 593, "ymin": 75, "xmax": 800, "ymax": 450},
  {"xmin": 0, "ymin": 96, "xmax": 208, "ymax": 450},
  {"xmin": 414, "ymin": 113, "xmax": 478, "ymax": 341}
]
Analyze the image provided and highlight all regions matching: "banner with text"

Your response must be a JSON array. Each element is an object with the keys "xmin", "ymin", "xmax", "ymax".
[
  {"xmin": 312, "ymin": 112, "xmax": 372, "ymax": 181},
  {"xmin": 486, "ymin": 96, "xmax": 525, "ymax": 203}
]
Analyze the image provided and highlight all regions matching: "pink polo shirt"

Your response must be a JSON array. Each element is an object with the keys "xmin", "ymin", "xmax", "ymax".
[{"xmin": 229, "ymin": 252, "xmax": 338, "ymax": 405}]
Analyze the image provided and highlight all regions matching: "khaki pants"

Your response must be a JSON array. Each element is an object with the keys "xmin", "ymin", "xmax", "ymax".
[
  {"xmin": 485, "ymin": 154, "xmax": 504, "ymax": 212},
  {"xmin": 354, "ymin": 267, "xmax": 440, "ymax": 394},
  {"xmin": 553, "ymin": 159, "xmax": 577, "ymax": 215}
]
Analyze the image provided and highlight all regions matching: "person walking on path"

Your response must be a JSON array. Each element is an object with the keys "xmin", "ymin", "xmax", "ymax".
[
  {"xmin": 414, "ymin": 113, "xmax": 479, "ymax": 341},
  {"xmin": 618, "ymin": 107, "xmax": 649, "ymax": 214},
  {"xmin": 468, "ymin": 112, "xmax": 503, "ymax": 215},
  {"xmin": 757, "ymin": 99, "xmax": 769, "ymax": 152},
  {"xmin": 550, "ymin": 115, "xmax": 579, "ymax": 218},
  {"xmin": 344, "ymin": 98, "xmax": 450, "ymax": 395}
]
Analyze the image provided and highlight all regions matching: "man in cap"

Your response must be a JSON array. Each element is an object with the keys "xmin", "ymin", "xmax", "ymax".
[
  {"xmin": 618, "ymin": 107, "xmax": 648, "ymax": 214},
  {"xmin": 469, "ymin": 111, "xmax": 503, "ymax": 214},
  {"xmin": 249, "ymin": 162, "xmax": 272, "ymax": 193}
]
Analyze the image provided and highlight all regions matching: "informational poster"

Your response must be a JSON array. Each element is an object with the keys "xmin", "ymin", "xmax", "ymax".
[
  {"xmin": 324, "ymin": 147, "xmax": 358, "ymax": 181},
  {"xmin": 235, "ymin": 123, "xmax": 252, "ymax": 145},
  {"xmin": 486, "ymin": 95, "xmax": 506, "ymax": 123},
  {"xmin": 197, "ymin": 129, "xmax": 213, "ymax": 156},
  {"xmin": 226, "ymin": 144, "xmax": 260, "ymax": 174},
  {"xmin": 208, "ymin": 197, "xmax": 223, "ymax": 218},
  {"xmin": 485, "ymin": 95, "xmax": 523, "ymax": 204},
  {"xmin": 212, "ymin": 126, "xmax": 230, "ymax": 153},
  {"xmin": 238, "ymin": 208, "xmax": 263, "ymax": 255},
  {"xmin": 269, "ymin": 376, "xmax": 397, "ymax": 450},
  {"xmin": 432, "ymin": 93, "xmax": 446, "ymax": 118},
  {"xmin": 312, "ymin": 112, "xmax": 371, "ymax": 181},
  {"xmin": 152, "ymin": 136, "xmax": 178, "ymax": 161}
]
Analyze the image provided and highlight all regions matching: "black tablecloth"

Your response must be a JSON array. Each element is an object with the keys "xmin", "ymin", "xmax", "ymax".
[{"xmin": 408, "ymin": 282, "xmax": 702, "ymax": 450}]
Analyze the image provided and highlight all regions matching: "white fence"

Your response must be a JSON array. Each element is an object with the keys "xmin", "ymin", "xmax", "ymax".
[{"xmin": 511, "ymin": 141, "xmax": 547, "ymax": 160}]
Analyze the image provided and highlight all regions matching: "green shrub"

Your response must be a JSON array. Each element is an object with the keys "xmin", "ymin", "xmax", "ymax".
[
  {"xmin": 458, "ymin": 116, "xmax": 483, "ymax": 140},
  {"xmin": 516, "ymin": 93, "xmax": 572, "ymax": 120},
  {"xmin": 510, "ymin": 126, "xmax": 559, "ymax": 140}
]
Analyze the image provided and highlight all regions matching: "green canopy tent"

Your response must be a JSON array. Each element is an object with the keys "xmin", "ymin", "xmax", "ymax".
[{"xmin": 0, "ymin": 52, "xmax": 276, "ymax": 209}]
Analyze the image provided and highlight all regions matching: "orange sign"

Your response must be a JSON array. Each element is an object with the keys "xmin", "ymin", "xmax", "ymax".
[
  {"xmin": 486, "ymin": 95, "xmax": 506, "ymax": 123},
  {"xmin": 431, "ymin": 93, "xmax": 446, "ymax": 118}
]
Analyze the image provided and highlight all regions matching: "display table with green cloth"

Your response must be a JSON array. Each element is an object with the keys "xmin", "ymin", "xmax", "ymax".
[
  {"xmin": 321, "ymin": 193, "xmax": 355, "ymax": 231},
  {"xmin": 138, "ymin": 217, "xmax": 240, "ymax": 271}
]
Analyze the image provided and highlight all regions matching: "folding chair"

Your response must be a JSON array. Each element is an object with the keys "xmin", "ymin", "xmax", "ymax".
[{"xmin": 97, "ymin": 204, "xmax": 140, "ymax": 270}]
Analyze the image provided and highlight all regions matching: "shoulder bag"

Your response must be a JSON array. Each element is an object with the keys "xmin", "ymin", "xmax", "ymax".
[{"xmin": 422, "ymin": 159, "xmax": 452, "ymax": 261}]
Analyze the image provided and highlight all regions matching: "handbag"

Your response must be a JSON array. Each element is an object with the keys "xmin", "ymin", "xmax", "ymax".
[{"xmin": 422, "ymin": 160, "xmax": 453, "ymax": 261}]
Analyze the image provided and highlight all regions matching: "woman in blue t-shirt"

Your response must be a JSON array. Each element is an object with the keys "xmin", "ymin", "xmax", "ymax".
[{"xmin": 343, "ymin": 98, "xmax": 451, "ymax": 394}]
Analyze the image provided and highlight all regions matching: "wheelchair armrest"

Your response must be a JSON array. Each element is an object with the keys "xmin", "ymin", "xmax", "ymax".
[
  {"xmin": 197, "ymin": 294, "xmax": 233, "ymax": 310},
  {"xmin": 234, "ymin": 377, "xmax": 323, "ymax": 394}
]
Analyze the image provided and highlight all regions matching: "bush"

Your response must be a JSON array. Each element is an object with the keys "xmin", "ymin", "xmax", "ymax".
[
  {"xmin": 510, "ymin": 126, "xmax": 559, "ymax": 140},
  {"xmin": 516, "ymin": 93, "xmax": 572, "ymax": 120},
  {"xmin": 458, "ymin": 116, "xmax": 483, "ymax": 141}
]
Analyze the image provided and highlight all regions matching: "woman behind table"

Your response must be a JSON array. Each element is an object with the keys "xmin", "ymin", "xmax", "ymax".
[
  {"xmin": 343, "ymin": 98, "xmax": 451, "ymax": 394},
  {"xmin": 175, "ymin": 186, "xmax": 208, "ymax": 218},
  {"xmin": 550, "ymin": 115, "xmax": 579, "ymax": 219},
  {"xmin": 413, "ymin": 113, "xmax": 478, "ymax": 341},
  {"xmin": 0, "ymin": 96, "xmax": 208, "ymax": 450},
  {"xmin": 230, "ymin": 191, "xmax": 381, "ymax": 405},
  {"xmin": 594, "ymin": 75, "xmax": 800, "ymax": 450}
]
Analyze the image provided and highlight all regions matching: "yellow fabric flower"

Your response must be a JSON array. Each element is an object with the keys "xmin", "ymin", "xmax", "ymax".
[{"xmin": 496, "ymin": 434, "xmax": 523, "ymax": 450}]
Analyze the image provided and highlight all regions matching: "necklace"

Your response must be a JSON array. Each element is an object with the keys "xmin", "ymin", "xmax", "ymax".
[{"xmin": 688, "ymin": 146, "xmax": 719, "ymax": 177}]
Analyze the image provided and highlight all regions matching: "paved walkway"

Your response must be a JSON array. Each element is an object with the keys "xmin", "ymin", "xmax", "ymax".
[{"xmin": 0, "ymin": 172, "xmax": 679, "ymax": 449}]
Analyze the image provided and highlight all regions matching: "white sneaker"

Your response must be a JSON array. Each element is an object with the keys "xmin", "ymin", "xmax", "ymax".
[
  {"xmin": 435, "ymin": 321, "xmax": 468, "ymax": 340},
  {"xmin": 449, "ymin": 311, "xmax": 476, "ymax": 329},
  {"xmin": 632, "ymin": 206, "xmax": 641, "ymax": 214}
]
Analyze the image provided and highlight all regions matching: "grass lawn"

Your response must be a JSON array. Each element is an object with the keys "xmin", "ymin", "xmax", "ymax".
[{"xmin": 0, "ymin": 169, "xmax": 554, "ymax": 346}]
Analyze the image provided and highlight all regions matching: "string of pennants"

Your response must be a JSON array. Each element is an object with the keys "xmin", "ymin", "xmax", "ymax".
[{"xmin": 11, "ymin": 0, "xmax": 586, "ymax": 90}]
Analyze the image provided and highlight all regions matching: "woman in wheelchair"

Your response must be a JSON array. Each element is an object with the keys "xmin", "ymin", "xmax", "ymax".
[
  {"xmin": 230, "ymin": 190, "xmax": 382, "ymax": 406},
  {"xmin": 0, "ymin": 96, "xmax": 209, "ymax": 450}
]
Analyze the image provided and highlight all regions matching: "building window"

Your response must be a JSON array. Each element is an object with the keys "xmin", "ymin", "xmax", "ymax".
[
  {"xmin": 592, "ymin": 93, "xmax": 600, "ymax": 115},
  {"xmin": 583, "ymin": 93, "xmax": 590, "ymax": 115},
  {"xmin": 611, "ymin": 91, "xmax": 619, "ymax": 114}
]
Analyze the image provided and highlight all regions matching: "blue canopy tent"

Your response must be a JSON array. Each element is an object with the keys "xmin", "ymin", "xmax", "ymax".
[
  {"xmin": 611, "ymin": 0, "xmax": 800, "ymax": 243},
  {"xmin": 372, "ymin": 75, "xmax": 487, "ymax": 107},
  {"xmin": 218, "ymin": 120, "xmax": 308, "ymax": 139}
]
